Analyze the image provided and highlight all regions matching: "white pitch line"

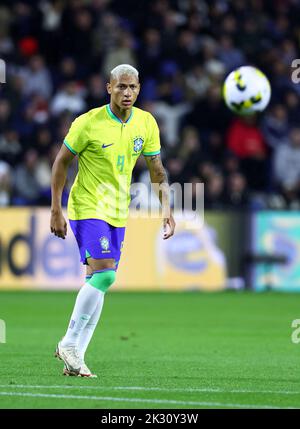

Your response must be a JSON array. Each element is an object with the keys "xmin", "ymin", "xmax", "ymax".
[
  {"xmin": 0, "ymin": 384, "xmax": 300, "ymax": 396},
  {"xmin": 0, "ymin": 391, "xmax": 294, "ymax": 409}
]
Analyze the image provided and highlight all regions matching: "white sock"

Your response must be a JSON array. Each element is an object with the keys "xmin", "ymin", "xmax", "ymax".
[
  {"xmin": 77, "ymin": 295, "xmax": 104, "ymax": 361},
  {"xmin": 61, "ymin": 283, "xmax": 105, "ymax": 348}
]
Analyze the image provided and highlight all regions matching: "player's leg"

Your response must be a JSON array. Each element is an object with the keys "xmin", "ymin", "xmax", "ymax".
[
  {"xmin": 78, "ymin": 265, "xmax": 100, "ymax": 360},
  {"xmin": 61, "ymin": 260, "xmax": 114, "ymax": 377},
  {"xmin": 62, "ymin": 264, "xmax": 92, "ymax": 376},
  {"xmin": 56, "ymin": 220, "xmax": 123, "ymax": 376},
  {"xmin": 73, "ymin": 226, "xmax": 125, "ymax": 366},
  {"xmin": 57, "ymin": 257, "xmax": 115, "ymax": 375},
  {"xmin": 59, "ymin": 257, "xmax": 115, "ymax": 348},
  {"xmin": 77, "ymin": 263, "xmax": 108, "ymax": 362}
]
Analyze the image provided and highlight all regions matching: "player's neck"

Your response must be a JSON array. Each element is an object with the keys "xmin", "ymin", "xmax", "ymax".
[{"xmin": 109, "ymin": 103, "xmax": 132, "ymax": 123}]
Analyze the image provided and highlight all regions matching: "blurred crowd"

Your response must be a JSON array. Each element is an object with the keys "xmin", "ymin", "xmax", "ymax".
[{"xmin": 1, "ymin": 0, "xmax": 300, "ymax": 210}]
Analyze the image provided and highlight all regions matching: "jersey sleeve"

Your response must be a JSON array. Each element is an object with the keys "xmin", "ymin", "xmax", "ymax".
[
  {"xmin": 142, "ymin": 113, "xmax": 161, "ymax": 156},
  {"xmin": 63, "ymin": 113, "xmax": 89, "ymax": 155}
]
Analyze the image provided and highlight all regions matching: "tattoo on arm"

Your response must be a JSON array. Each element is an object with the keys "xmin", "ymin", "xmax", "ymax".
[
  {"xmin": 145, "ymin": 154, "xmax": 170, "ymax": 214},
  {"xmin": 146, "ymin": 154, "xmax": 168, "ymax": 184}
]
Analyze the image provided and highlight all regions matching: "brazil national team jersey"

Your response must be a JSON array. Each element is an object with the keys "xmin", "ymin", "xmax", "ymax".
[{"xmin": 64, "ymin": 105, "xmax": 161, "ymax": 227}]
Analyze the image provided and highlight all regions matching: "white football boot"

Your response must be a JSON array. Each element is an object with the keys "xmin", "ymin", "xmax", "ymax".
[
  {"xmin": 63, "ymin": 363, "xmax": 97, "ymax": 378},
  {"xmin": 54, "ymin": 341, "xmax": 82, "ymax": 375}
]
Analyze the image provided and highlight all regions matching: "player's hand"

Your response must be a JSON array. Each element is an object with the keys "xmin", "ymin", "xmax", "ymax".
[
  {"xmin": 163, "ymin": 214, "xmax": 175, "ymax": 240},
  {"xmin": 50, "ymin": 210, "xmax": 67, "ymax": 239}
]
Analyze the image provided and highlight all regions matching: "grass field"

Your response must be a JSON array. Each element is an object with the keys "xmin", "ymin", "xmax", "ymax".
[{"xmin": 0, "ymin": 290, "xmax": 299, "ymax": 409}]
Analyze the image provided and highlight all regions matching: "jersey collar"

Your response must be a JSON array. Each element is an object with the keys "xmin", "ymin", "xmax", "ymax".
[{"xmin": 106, "ymin": 104, "xmax": 134, "ymax": 124}]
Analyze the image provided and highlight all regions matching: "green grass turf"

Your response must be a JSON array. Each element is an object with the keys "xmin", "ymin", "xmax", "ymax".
[{"xmin": 0, "ymin": 290, "xmax": 299, "ymax": 409}]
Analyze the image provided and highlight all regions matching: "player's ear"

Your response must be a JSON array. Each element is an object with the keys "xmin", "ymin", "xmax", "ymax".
[
  {"xmin": 134, "ymin": 82, "xmax": 141, "ymax": 97},
  {"xmin": 106, "ymin": 83, "xmax": 112, "ymax": 95}
]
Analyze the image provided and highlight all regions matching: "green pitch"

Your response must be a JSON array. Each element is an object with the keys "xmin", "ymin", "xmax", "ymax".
[{"xmin": 0, "ymin": 290, "xmax": 299, "ymax": 409}]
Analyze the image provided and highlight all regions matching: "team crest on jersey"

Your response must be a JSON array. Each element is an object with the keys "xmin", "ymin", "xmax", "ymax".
[
  {"xmin": 133, "ymin": 136, "xmax": 144, "ymax": 153},
  {"xmin": 100, "ymin": 236, "xmax": 110, "ymax": 252}
]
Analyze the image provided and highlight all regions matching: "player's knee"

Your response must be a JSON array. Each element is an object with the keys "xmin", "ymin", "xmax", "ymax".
[{"xmin": 88, "ymin": 270, "xmax": 116, "ymax": 293}]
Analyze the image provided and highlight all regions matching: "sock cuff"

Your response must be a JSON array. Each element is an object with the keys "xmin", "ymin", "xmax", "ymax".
[{"xmin": 87, "ymin": 270, "xmax": 116, "ymax": 293}]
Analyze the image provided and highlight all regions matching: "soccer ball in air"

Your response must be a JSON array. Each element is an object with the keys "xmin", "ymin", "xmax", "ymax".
[{"xmin": 223, "ymin": 66, "xmax": 271, "ymax": 115}]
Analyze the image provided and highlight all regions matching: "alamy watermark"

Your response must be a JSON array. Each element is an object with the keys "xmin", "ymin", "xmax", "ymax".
[
  {"xmin": 0, "ymin": 59, "xmax": 6, "ymax": 83},
  {"xmin": 291, "ymin": 319, "xmax": 300, "ymax": 344},
  {"xmin": 0, "ymin": 319, "xmax": 6, "ymax": 344},
  {"xmin": 96, "ymin": 180, "xmax": 204, "ymax": 228},
  {"xmin": 291, "ymin": 59, "xmax": 300, "ymax": 84}
]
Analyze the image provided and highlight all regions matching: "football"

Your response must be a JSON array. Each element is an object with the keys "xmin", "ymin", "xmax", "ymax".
[{"xmin": 223, "ymin": 65, "xmax": 271, "ymax": 115}]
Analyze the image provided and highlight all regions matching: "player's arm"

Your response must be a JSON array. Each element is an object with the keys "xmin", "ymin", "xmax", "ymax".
[
  {"xmin": 50, "ymin": 144, "xmax": 75, "ymax": 239},
  {"xmin": 144, "ymin": 153, "xmax": 175, "ymax": 239}
]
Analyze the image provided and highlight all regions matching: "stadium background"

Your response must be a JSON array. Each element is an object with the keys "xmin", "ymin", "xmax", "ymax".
[
  {"xmin": 1, "ymin": 0, "xmax": 300, "ymax": 292},
  {"xmin": 0, "ymin": 0, "xmax": 300, "ymax": 411}
]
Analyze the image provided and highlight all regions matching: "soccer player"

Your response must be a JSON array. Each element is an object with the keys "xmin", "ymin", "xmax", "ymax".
[{"xmin": 50, "ymin": 64, "xmax": 176, "ymax": 377}]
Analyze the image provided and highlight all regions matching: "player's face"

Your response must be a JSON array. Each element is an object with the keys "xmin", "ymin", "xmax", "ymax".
[{"xmin": 107, "ymin": 74, "xmax": 140, "ymax": 110}]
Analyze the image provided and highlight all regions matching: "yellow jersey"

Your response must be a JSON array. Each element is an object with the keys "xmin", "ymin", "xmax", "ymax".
[{"xmin": 64, "ymin": 104, "xmax": 161, "ymax": 227}]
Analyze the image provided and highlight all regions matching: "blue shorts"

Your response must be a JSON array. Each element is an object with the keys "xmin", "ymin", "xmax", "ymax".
[{"xmin": 69, "ymin": 219, "xmax": 126, "ymax": 267}]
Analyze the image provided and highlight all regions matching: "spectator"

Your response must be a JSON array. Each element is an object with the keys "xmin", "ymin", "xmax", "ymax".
[
  {"xmin": 51, "ymin": 81, "xmax": 86, "ymax": 116},
  {"xmin": 185, "ymin": 84, "xmax": 231, "ymax": 135},
  {"xmin": 40, "ymin": 0, "xmax": 63, "ymax": 32},
  {"xmin": 27, "ymin": 94, "xmax": 50, "ymax": 124},
  {"xmin": 224, "ymin": 172, "xmax": 249, "ymax": 209},
  {"xmin": 284, "ymin": 90, "xmax": 300, "ymax": 125},
  {"xmin": 0, "ymin": 26, "xmax": 14, "ymax": 59},
  {"xmin": 166, "ymin": 157, "xmax": 186, "ymax": 184},
  {"xmin": 261, "ymin": 104, "xmax": 289, "ymax": 149},
  {"xmin": 34, "ymin": 127, "xmax": 52, "ymax": 156},
  {"xmin": 178, "ymin": 126, "xmax": 202, "ymax": 164},
  {"xmin": 102, "ymin": 31, "xmax": 137, "ymax": 78},
  {"xmin": 217, "ymin": 35, "xmax": 246, "ymax": 73},
  {"xmin": 12, "ymin": 102, "xmax": 37, "ymax": 144},
  {"xmin": 93, "ymin": 12, "xmax": 121, "ymax": 56},
  {"xmin": 0, "ymin": 130, "xmax": 22, "ymax": 165},
  {"xmin": 204, "ymin": 131, "xmax": 226, "ymax": 167},
  {"xmin": 0, "ymin": 160, "xmax": 12, "ymax": 206},
  {"xmin": 138, "ymin": 28, "xmax": 163, "ymax": 80},
  {"xmin": 61, "ymin": 7, "xmax": 94, "ymax": 63},
  {"xmin": 52, "ymin": 57, "xmax": 79, "ymax": 89},
  {"xmin": 85, "ymin": 74, "xmax": 107, "ymax": 110},
  {"xmin": 0, "ymin": 98, "xmax": 12, "ymax": 132},
  {"xmin": 19, "ymin": 55, "xmax": 52, "ymax": 99},
  {"xmin": 13, "ymin": 149, "xmax": 42, "ymax": 205},
  {"xmin": 197, "ymin": 160, "xmax": 217, "ymax": 184},
  {"xmin": 1, "ymin": 75, "xmax": 24, "ymax": 115},
  {"xmin": 184, "ymin": 64, "xmax": 210, "ymax": 101},
  {"xmin": 185, "ymin": 175, "xmax": 203, "ymax": 213},
  {"xmin": 223, "ymin": 153, "xmax": 240, "ymax": 177},
  {"xmin": 226, "ymin": 115, "xmax": 268, "ymax": 191},
  {"xmin": 204, "ymin": 172, "xmax": 226, "ymax": 209},
  {"xmin": 274, "ymin": 127, "xmax": 300, "ymax": 206},
  {"xmin": 175, "ymin": 29, "xmax": 201, "ymax": 72},
  {"xmin": 143, "ymin": 99, "xmax": 191, "ymax": 147}
]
